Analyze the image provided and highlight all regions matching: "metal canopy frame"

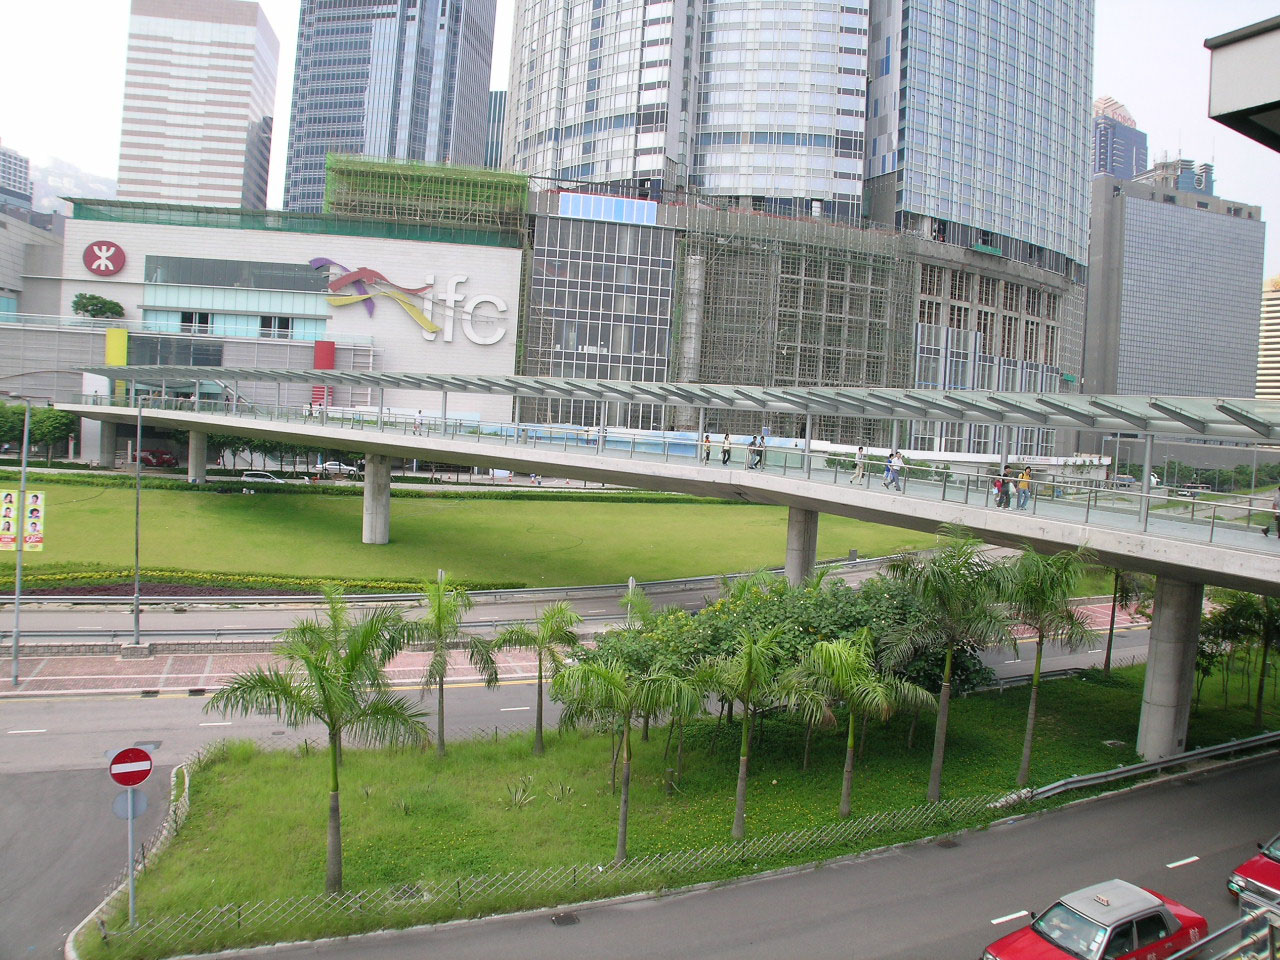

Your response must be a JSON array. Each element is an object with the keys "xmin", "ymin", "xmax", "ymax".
[{"xmin": 83, "ymin": 365, "xmax": 1280, "ymax": 442}]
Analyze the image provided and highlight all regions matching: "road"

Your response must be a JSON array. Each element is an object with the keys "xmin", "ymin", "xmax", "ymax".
[{"xmin": 217, "ymin": 754, "xmax": 1280, "ymax": 960}]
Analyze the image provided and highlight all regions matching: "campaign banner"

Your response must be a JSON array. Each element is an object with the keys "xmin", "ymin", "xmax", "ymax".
[{"xmin": 1, "ymin": 489, "xmax": 44, "ymax": 551}]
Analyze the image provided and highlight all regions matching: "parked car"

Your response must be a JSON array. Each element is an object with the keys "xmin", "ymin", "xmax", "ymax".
[
  {"xmin": 982, "ymin": 879, "xmax": 1206, "ymax": 960},
  {"xmin": 1228, "ymin": 829, "xmax": 1280, "ymax": 901},
  {"xmin": 241, "ymin": 471, "xmax": 285, "ymax": 484},
  {"xmin": 136, "ymin": 449, "xmax": 178, "ymax": 467},
  {"xmin": 319, "ymin": 461, "xmax": 361, "ymax": 478}
]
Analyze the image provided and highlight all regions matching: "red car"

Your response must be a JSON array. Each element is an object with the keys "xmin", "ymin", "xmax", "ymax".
[
  {"xmin": 1227, "ymin": 830, "xmax": 1280, "ymax": 901},
  {"xmin": 983, "ymin": 879, "xmax": 1206, "ymax": 960},
  {"xmin": 136, "ymin": 449, "xmax": 178, "ymax": 467}
]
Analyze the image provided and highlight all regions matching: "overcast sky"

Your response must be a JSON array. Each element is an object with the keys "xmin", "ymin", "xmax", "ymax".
[{"xmin": 2, "ymin": 0, "xmax": 1275, "ymax": 279}]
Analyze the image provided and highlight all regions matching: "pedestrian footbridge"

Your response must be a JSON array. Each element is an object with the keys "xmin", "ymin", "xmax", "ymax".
[{"xmin": 60, "ymin": 368, "xmax": 1280, "ymax": 761}]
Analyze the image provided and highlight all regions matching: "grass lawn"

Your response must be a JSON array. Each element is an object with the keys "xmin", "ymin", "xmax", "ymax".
[
  {"xmin": 85, "ymin": 661, "xmax": 1276, "ymax": 959},
  {"xmin": 1, "ymin": 484, "xmax": 937, "ymax": 586}
]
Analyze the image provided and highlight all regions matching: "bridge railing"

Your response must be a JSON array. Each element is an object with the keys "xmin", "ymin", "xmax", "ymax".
[{"xmin": 71, "ymin": 394, "xmax": 1270, "ymax": 552}]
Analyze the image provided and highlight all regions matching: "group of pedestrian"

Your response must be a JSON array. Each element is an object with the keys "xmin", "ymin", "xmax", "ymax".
[
  {"xmin": 881, "ymin": 451, "xmax": 906, "ymax": 491},
  {"xmin": 992, "ymin": 465, "xmax": 1035, "ymax": 509},
  {"xmin": 746, "ymin": 436, "xmax": 765, "ymax": 469}
]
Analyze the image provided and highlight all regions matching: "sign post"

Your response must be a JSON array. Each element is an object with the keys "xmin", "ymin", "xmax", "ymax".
[{"xmin": 109, "ymin": 747, "xmax": 153, "ymax": 926}]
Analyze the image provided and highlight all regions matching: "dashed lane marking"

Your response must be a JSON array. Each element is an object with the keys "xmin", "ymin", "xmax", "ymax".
[
  {"xmin": 199, "ymin": 722, "xmax": 233, "ymax": 727},
  {"xmin": 991, "ymin": 910, "xmax": 1031, "ymax": 925},
  {"xmin": 499, "ymin": 706, "xmax": 531, "ymax": 712},
  {"xmin": 8, "ymin": 728, "xmax": 47, "ymax": 734},
  {"xmin": 1167, "ymin": 856, "xmax": 1200, "ymax": 869}
]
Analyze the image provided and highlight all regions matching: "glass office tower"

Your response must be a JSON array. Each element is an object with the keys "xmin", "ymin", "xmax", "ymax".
[{"xmin": 284, "ymin": 0, "xmax": 496, "ymax": 213}]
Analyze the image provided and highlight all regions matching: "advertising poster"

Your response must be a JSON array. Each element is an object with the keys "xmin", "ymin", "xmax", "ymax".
[{"xmin": 1, "ymin": 489, "xmax": 44, "ymax": 551}]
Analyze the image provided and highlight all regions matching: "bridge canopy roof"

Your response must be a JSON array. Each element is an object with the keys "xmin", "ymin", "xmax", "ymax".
[{"xmin": 83, "ymin": 365, "xmax": 1280, "ymax": 441}]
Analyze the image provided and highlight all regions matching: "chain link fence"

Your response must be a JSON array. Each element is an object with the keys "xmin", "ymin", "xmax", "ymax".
[{"xmin": 74, "ymin": 733, "xmax": 1015, "ymax": 959}]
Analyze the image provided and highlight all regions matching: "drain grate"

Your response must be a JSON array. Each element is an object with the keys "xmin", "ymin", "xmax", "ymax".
[{"xmin": 550, "ymin": 912, "xmax": 580, "ymax": 926}]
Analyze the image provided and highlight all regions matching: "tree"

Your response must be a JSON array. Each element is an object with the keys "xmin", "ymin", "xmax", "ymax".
[
  {"xmin": 30, "ymin": 408, "xmax": 77, "ymax": 465},
  {"xmin": 552, "ymin": 659, "xmax": 692, "ymax": 861},
  {"xmin": 204, "ymin": 586, "xmax": 427, "ymax": 893},
  {"xmin": 885, "ymin": 528, "xmax": 1010, "ymax": 802},
  {"xmin": 496, "ymin": 600, "xmax": 582, "ymax": 754},
  {"xmin": 71, "ymin": 293, "xmax": 125, "ymax": 318},
  {"xmin": 410, "ymin": 575, "xmax": 498, "ymax": 756},
  {"xmin": 1002, "ymin": 547, "xmax": 1093, "ymax": 787},
  {"xmin": 1103, "ymin": 568, "xmax": 1149, "ymax": 677},
  {"xmin": 803, "ymin": 629, "xmax": 935, "ymax": 816},
  {"xmin": 1201, "ymin": 591, "xmax": 1280, "ymax": 729},
  {"xmin": 707, "ymin": 626, "xmax": 784, "ymax": 839}
]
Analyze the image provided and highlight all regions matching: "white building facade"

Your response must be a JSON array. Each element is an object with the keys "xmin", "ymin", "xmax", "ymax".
[{"xmin": 117, "ymin": 0, "xmax": 279, "ymax": 209}]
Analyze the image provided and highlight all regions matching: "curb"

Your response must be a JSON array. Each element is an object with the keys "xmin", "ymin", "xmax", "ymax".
[{"xmin": 65, "ymin": 746, "xmax": 1280, "ymax": 960}]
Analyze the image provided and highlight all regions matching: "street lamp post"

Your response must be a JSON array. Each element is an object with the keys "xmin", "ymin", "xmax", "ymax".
[
  {"xmin": 11, "ymin": 398, "xmax": 31, "ymax": 686},
  {"xmin": 133, "ymin": 387, "xmax": 142, "ymax": 646}
]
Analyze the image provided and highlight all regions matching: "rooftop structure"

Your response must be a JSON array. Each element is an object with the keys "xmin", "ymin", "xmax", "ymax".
[{"xmin": 1092, "ymin": 97, "xmax": 1148, "ymax": 181}]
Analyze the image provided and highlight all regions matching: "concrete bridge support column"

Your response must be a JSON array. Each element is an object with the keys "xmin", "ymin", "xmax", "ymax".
[
  {"xmin": 362, "ymin": 454, "xmax": 391, "ymax": 544},
  {"xmin": 1136, "ymin": 576, "xmax": 1204, "ymax": 759},
  {"xmin": 97, "ymin": 421, "xmax": 118, "ymax": 468},
  {"xmin": 187, "ymin": 431, "xmax": 207, "ymax": 484},
  {"xmin": 784, "ymin": 506, "xmax": 819, "ymax": 587}
]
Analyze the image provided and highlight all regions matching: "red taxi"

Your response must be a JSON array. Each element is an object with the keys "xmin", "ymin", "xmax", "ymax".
[
  {"xmin": 982, "ymin": 879, "xmax": 1206, "ymax": 960},
  {"xmin": 1227, "ymin": 829, "xmax": 1280, "ymax": 901}
]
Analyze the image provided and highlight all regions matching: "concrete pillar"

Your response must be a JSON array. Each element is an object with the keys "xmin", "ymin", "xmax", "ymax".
[
  {"xmin": 784, "ymin": 506, "xmax": 819, "ymax": 587},
  {"xmin": 1139, "ymin": 433, "xmax": 1154, "ymax": 528},
  {"xmin": 1136, "ymin": 576, "xmax": 1204, "ymax": 760},
  {"xmin": 98, "ymin": 420, "xmax": 118, "ymax": 468},
  {"xmin": 187, "ymin": 431, "xmax": 207, "ymax": 484},
  {"xmin": 361, "ymin": 454, "xmax": 392, "ymax": 544}
]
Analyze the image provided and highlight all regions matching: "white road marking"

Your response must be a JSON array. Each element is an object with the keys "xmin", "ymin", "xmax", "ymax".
[
  {"xmin": 8, "ymin": 728, "xmax": 47, "ymax": 734},
  {"xmin": 199, "ymin": 721, "xmax": 233, "ymax": 727},
  {"xmin": 1088, "ymin": 649, "xmax": 1103, "ymax": 654},
  {"xmin": 991, "ymin": 910, "xmax": 1030, "ymax": 925},
  {"xmin": 499, "ymin": 706, "xmax": 531, "ymax": 712},
  {"xmin": 1166, "ymin": 855, "xmax": 1200, "ymax": 869},
  {"xmin": 1004, "ymin": 659, "xmax": 1020, "ymax": 664}
]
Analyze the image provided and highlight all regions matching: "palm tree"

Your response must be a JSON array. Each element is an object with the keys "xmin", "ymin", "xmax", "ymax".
[
  {"xmin": 496, "ymin": 600, "xmax": 582, "ymax": 754},
  {"xmin": 204, "ymin": 586, "xmax": 428, "ymax": 893},
  {"xmin": 804, "ymin": 629, "xmax": 935, "ymax": 817},
  {"xmin": 1002, "ymin": 547, "xmax": 1093, "ymax": 787},
  {"xmin": 1103, "ymin": 568, "xmax": 1148, "ymax": 677},
  {"xmin": 707, "ymin": 626, "xmax": 784, "ymax": 839},
  {"xmin": 552, "ymin": 659, "xmax": 690, "ymax": 861},
  {"xmin": 1202, "ymin": 591, "xmax": 1280, "ymax": 729},
  {"xmin": 886, "ymin": 528, "xmax": 1010, "ymax": 802},
  {"xmin": 410, "ymin": 575, "xmax": 499, "ymax": 756}
]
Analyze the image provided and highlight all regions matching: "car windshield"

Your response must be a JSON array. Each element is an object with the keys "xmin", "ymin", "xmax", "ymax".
[
  {"xmin": 1032, "ymin": 903, "xmax": 1108, "ymax": 960},
  {"xmin": 1263, "ymin": 833, "xmax": 1280, "ymax": 862}
]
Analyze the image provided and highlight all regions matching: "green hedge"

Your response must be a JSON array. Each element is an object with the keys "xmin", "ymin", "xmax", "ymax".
[
  {"xmin": 0, "ymin": 470, "xmax": 741, "ymax": 505},
  {"xmin": 0, "ymin": 564, "xmax": 520, "ymax": 594}
]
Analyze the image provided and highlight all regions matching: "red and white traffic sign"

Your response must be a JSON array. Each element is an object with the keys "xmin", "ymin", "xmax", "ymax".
[{"xmin": 109, "ymin": 747, "xmax": 153, "ymax": 786}]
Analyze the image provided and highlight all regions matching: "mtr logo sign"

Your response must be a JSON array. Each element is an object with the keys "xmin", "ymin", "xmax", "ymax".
[
  {"xmin": 310, "ymin": 258, "xmax": 509, "ymax": 346},
  {"xmin": 83, "ymin": 241, "xmax": 126, "ymax": 276}
]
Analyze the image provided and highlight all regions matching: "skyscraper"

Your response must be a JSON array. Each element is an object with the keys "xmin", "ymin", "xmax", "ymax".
[
  {"xmin": 284, "ymin": 0, "xmax": 497, "ymax": 213},
  {"xmin": 1257, "ymin": 276, "xmax": 1280, "ymax": 400},
  {"xmin": 507, "ymin": 0, "xmax": 1092, "ymax": 267},
  {"xmin": 485, "ymin": 91, "xmax": 507, "ymax": 170},
  {"xmin": 116, "ymin": 0, "xmax": 278, "ymax": 208},
  {"xmin": 0, "ymin": 139, "xmax": 34, "ymax": 210},
  {"xmin": 1092, "ymin": 96, "xmax": 1148, "ymax": 180},
  {"xmin": 506, "ymin": 0, "xmax": 868, "ymax": 219},
  {"xmin": 862, "ymin": 0, "xmax": 1093, "ymax": 275},
  {"xmin": 1083, "ymin": 174, "xmax": 1265, "ymax": 401}
]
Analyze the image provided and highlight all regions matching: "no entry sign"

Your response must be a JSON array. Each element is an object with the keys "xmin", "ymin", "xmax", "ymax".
[{"xmin": 109, "ymin": 747, "xmax": 153, "ymax": 787}]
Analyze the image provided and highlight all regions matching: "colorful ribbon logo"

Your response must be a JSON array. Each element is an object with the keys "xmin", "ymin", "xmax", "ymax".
[{"xmin": 310, "ymin": 258, "xmax": 440, "ymax": 333}]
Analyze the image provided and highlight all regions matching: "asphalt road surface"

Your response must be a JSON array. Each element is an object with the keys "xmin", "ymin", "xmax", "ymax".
[{"xmin": 217, "ymin": 754, "xmax": 1280, "ymax": 960}]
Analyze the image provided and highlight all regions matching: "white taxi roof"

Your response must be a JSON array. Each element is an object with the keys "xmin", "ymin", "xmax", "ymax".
[{"xmin": 1059, "ymin": 880, "xmax": 1161, "ymax": 927}]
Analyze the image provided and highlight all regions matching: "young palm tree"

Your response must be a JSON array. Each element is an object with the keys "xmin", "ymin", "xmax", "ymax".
[
  {"xmin": 410, "ymin": 575, "xmax": 499, "ymax": 756},
  {"xmin": 776, "ymin": 659, "xmax": 836, "ymax": 771},
  {"xmin": 707, "ymin": 626, "xmax": 784, "ymax": 839},
  {"xmin": 1002, "ymin": 546, "xmax": 1093, "ymax": 787},
  {"xmin": 204, "ymin": 586, "xmax": 428, "ymax": 894},
  {"xmin": 886, "ymin": 528, "xmax": 1010, "ymax": 802},
  {"xmin": 804, "ymin": 629, "xmax": 935, "ymax": 817},
  {"xmin": 1103, "ymin": 568, "xmax": 1148, "ymax": 677},
  {"xmin": 496, "ymin": 600, "xmax": 582, "ymax": 754},
  {"xmin": 552, "ymin": 659, "xmax": 690, "ymax": 861}
]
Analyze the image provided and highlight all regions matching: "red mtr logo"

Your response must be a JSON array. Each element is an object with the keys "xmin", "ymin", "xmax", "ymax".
[
  {"xmin": 109, "ymin": 747, "xmax": 153, "ymax": 787},
  {"xmin": 83, "ymin": 241, "xmax": 126, "ymax": 276}
]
